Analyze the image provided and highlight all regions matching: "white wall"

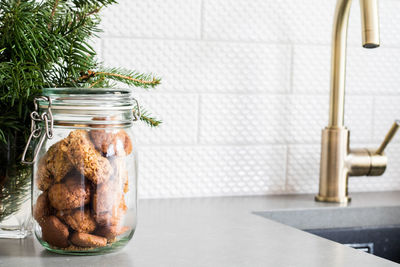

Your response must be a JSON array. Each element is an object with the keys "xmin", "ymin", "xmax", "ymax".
[{"xmin": 98, "ymin": 0, "xmax": 400, "ymax": 198}]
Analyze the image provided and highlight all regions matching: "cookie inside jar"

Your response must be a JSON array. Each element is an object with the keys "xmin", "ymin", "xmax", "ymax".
[{"xmin": 34, "ymin": 128, "xmax": 133, "ymax": 251}]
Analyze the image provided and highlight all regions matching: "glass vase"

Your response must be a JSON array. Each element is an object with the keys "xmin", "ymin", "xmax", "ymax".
[{"xmin": 0, "ymin": 135, "xmax": 32, "ymax": 239}]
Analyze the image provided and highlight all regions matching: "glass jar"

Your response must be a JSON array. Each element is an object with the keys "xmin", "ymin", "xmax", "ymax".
[{"xmin": 23, "ymin": 88, "xmax": 139, "ymax": 255}]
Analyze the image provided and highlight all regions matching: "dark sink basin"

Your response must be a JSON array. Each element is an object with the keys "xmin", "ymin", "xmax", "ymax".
[
  {"xmin": 254, "ymin": 204, "xmax": 400, "ymax": 264},
  {"xmin": 305, "ymin": 225, "xmax": 400, "ymax": 264}
]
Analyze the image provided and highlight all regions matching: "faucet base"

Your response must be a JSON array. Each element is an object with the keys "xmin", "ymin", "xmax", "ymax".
[
  {"xmin": 317, "ymin": 127, "xmax": 350, "ymax": 203},
  {"xmin": 315, "ymin": 195, "xmax": 351, "ymax": 204}
]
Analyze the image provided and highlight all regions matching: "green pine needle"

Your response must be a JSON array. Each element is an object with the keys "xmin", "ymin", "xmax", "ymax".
[
  {"xmin": 86, "ymin": 67, "xmax": 161, "ymax": 89},
  {"xmin": 139, "ymin": 107, "xmax": 162, "ymax": 127}
]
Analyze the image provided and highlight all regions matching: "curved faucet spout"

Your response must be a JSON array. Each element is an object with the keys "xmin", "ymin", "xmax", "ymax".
[{"xmin": 329, "ymin": 0, "xmax": 379, "ymax": 127}]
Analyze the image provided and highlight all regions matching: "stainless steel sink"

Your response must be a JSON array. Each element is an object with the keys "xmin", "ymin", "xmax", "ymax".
[
  {"xmin": 254, "ymin": 206, "xmax": 400, "ymax": 229},
  {"xmin": 254, "ymin": 204, "xmax": 400, "ymax": 264},
  {"xmin": 306, "ymin": 225, "xmax": 400, "ymax": 263}
]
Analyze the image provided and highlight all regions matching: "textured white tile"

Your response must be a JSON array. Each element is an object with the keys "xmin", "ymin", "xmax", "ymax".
[
  {"xmin": 287, "ymin": 145, "xmax": 320, "ymax": 194},
  {"xmin": 199, "ymin": 94, "xmax": 372, "ymax": 145},
  {"xmin": 203, "ymin": 0, "xmax": 400, "ymax": 46},
  {"xmin": 292, "ymin": 45, "xmax": 330, "ymax": 95},
  {"xmin": 199, "ymin": 95, "xmax": 287, "ymax": 145},
  {"xmin": 373, "ymin": 96, "xmax": 400, "ymax": 144},
  {"xmin": 293, "ymin": 45, "xmax": 400, "ymax": 96},
  {"xmin": 133, "ymin": 93, "xmax": 198, "ymax": 145},
  {"xmin": 203, "ymin": 0, "xmax": 335, "ymax": 44},
  {"xmin": 346, "ymin": 47, "xmax": 400, "ymax": 95},
  {"xmin": 138, "ymin": 145, "xmax": 287, "ymax": 198},
  {"xmin": 103, "ymin": 39, "xmax": 291, "ymax": 94},
  {"xmin": 379, "ymin": 0, "xmax": 400, "ymax": 47},
  {"xmin": 346, "ymin": 96, "xmax": 373, "ymax": 144},
  {"xmin": 285, "ymin": 95, "xmax": 372, "ymax": 144},
  {"xmin": 285, "ymin": 95, "xmax": 328, "ymax": 144},
  {"xmin": 100, "ymin": 0, "xmax": 201, "ymax": 39},
  {"xmin": 349, "ymin": 144, "xmax": 400, "ymax": 192}
]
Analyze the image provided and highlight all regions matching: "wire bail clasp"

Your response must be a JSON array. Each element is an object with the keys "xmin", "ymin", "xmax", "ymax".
[
  {"xmin": 132, "ymin": 98, "xmax": 141, "ymax": 121},
  {"xmin": 21, "ymin": 96, "xmax": 54, "ymax": 165}
]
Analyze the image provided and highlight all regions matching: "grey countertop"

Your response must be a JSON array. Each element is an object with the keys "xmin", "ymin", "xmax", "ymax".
[{"xmin": 1, "ymin": 191, "xmax": 400, "ymax": 267}]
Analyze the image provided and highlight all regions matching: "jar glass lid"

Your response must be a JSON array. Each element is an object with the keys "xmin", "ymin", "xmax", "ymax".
[
  {"xmin": 38, "ymin": 88, "xmax": 140, "ymax": 126},
  {"xmin": 40, "ymin": 88, "xmax": 135, "ymax": 111}
]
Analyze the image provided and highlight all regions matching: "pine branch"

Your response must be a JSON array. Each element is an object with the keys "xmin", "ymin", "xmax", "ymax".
[
  {"xmin": 89, "ymin": 76, "xmax": 105, "ymax": 88},
  {"xmin": 139, "ymin": 107, "xmax": 162, "ymax": 127},
  {"xmin": 81, "ymin": 68, "xmax": 161, "ymax": 89},
  {"xmin": 72, "ymin": 0, "xmax": 117, "ymax": 8},
  {"xmin": 48, "ymin": 0, "xmax": 59, "ymax": 30}
]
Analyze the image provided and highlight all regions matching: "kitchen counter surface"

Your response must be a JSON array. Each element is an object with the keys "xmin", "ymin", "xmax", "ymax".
[{"xmin": 1, "ymin": 191, "xmax": 400, "ymax": 267}]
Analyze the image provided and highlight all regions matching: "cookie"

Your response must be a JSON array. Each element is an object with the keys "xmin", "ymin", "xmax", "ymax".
[
  {"xmin": 56, "ymin": 209, "xmax": 96, "ymax": 233},
  {"xmin": 92, "ymin": 183, "xmax": 117, "ymax": 215},
  {"xmin": 64, "ymin": 130, "xmax": 112, "ymax": 184},
  {"xmin": 93, "ymin": 194, "xmax": 127, "ymax": 226},
  {"xmin": 36, "ymin": 140, "xmax": 73, "ymax": 191},
  {"xmin": 89, "ymin": 129, "xmax": 133, "ymax": 157},
  {"xmin": 36, "ymin": 162, "xmax": 53, "ymax": 192},
  {"xmin": 33, "ymin": 192, "xmax": 52, "ymax": 226},
  {"xmin": 48, "ymin": 173, "xmax": 90, "ymax": 210},
  {"xmin": 110, "ymin": 158, "xmax": 129, "ymax": 193},
  {"xmin": 95, "ymin": 225, "xmax": 130, "ymax": 241},
  {"xmin": 70, "ymin": 232, "xmax": 107, "ymax": 248},
  {"xmin": 48, "ymin": 139, "xmax": 74, "ymax": 182},
  {"xmin": 41, "ymin": 216, "xmax": 69, "ymax": 248}
]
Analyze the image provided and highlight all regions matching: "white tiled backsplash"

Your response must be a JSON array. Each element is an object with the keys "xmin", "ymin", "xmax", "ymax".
[{"xmin": 98, "ymin": 0, "xmax": 400, "ymax": 198}]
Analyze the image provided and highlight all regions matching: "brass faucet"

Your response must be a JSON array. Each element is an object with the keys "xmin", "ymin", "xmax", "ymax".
[{"xmin": 315, "ymin": 0, "xmax": 400, "ymax": 203}]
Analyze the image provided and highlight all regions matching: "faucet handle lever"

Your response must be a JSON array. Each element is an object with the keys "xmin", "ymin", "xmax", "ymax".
[{"xmin": 376, "ymin": 120, "xmax": 400, "ymax": 155}]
